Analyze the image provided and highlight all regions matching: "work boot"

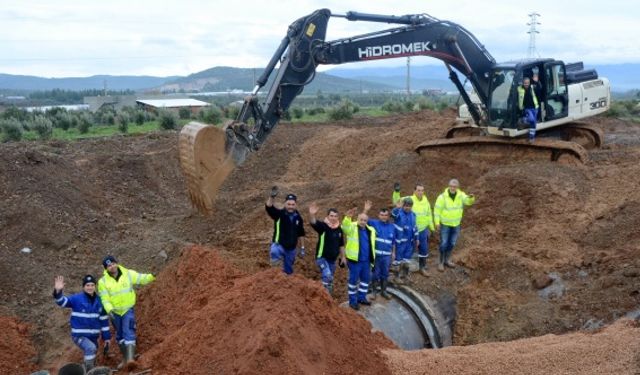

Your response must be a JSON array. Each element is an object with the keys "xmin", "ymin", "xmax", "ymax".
[
  {"xmin": 349, "ymin": 303, "xmax": 360, "ymax": 311},
  {"xmin": 369, "ymin": 280, "xmax": 378, "ymax": 294},
  {"xmin": 418, "ymin": 257, "xmax": 429, "ymax": 276},
  {"xmin": 84, "ymin": 358, "xmax": 95, "ymax": 371},
  {"xmin": 438, "ymin": 262, "xmax": 445, "ymax": 272},
  {"xmin": 117, "ymin": 343, "xmax": 126, "ymax": 370},
  {"xmin": 125, "ymin": 344, "xmax": 136, "ymax": 370},
  {"xmin": 359, "ymin": 298, "xmax": 371, "ymax": 306},
  {"xmin": 380, "ymin": 280, "xmax": 391, "ymax": 300},
  {"xmin": 445, "ymin": 253, "xmax": 456, "ymax": 268},
  {"xmin": 327, "ymin": 282, "xmax": 334, "ymax": 295}
]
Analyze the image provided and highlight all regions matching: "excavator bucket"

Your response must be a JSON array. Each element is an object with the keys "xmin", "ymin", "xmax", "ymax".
[{"xmin": 179, "ymin": 122, "xmax": 236, "ymax": 214}]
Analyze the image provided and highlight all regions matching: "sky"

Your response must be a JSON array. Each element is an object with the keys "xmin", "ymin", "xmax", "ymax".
[{"xmin": 1, "ymin": 0, "xmax": 639, "ymax": 78}]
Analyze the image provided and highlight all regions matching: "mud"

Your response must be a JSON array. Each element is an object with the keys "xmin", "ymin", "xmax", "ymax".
[{"xmin": 1, "ymin": 110, "xmax": 640, "ymax": 373}]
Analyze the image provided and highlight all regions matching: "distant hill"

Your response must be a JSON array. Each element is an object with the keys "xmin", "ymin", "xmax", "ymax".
[
  {"xmin": 1, "ymin": 62, "xmax": 638, "ymax": 93},
  {"xmin": 158, "ymin": 66, "xmax": 396, "ymax": 93},
  {"xmin": 0, "ymin": 74, "xmax": 177, "ymax": 91},
  {"xmin": 327, "ymin": 63, "xmax": 640, "ymax": 93}
]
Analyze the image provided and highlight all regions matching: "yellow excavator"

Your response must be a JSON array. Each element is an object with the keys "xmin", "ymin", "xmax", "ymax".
[{"xmin": 179, "ymin": 9, "xmax": 610, "ymax": 214}]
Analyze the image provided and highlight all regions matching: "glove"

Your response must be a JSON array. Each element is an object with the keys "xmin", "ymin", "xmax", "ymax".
[
  {"xmin": 298, "ymin": 247, "xmax": 306, "ymax": 258},
  {"xmin": 103, "ymin": 341, "xmax": 110, "ymax": 356},
  {"xmin": 270, "ymin": 185, "xmax": 279, "ymax": 198},
  {"xmin": 394, "ymin": 182, "xmax": 401, "ymax": 192}
]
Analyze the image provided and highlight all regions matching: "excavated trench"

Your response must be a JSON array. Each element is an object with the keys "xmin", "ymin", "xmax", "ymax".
[{"xmin": 359, "ymin": 286, "xmax": 454, "ymax": 350}]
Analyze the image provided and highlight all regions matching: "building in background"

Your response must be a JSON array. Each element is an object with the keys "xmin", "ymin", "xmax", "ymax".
[{"xmin": 136, "ymin": 98, "xmax": 210, "ymax": 115}]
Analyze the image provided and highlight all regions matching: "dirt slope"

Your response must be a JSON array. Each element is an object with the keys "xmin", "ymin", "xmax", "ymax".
[{"xmin": 1, "ymin": 110, "xmax": 639, "ymax": 373}]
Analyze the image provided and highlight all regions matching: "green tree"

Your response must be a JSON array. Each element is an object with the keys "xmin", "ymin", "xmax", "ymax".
[
  {"xmin": 31, "ymin": 115, "xmax": 53, "ymax": 139},
  {"xmin": 158, "ymin": 110, "xmax": 178, "ymax": 130},
  {"xmin": 178, "ymin": 107, "xmax": 192, "ymax": 120},
  {"xmin": 1, "ymin": 118, "xmax": 23, "ymax": 142}
]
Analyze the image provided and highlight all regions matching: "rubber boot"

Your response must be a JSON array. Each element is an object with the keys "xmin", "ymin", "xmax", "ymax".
[
  {"xmin": 438, "ymin": 253, "xmax": 445, "ymax": 272},
  {"xmin": 380, "ymin": 279, "xmax": 391, "ymax": 300},
  {"xmin": 445, "ymin": 252, "xmax": 456, "ymax": 268},
  {"xmin": 117, "ymin": 343, "xmax": 126, "ymax": 370},
  {"xmin": 84, "ymin": 358, "xmax": 95, "ymax": 372},
  {"xmin": 327, "ymin": 282, "xmax": 333, "ymax": 295},
  {"xmin": 370, "ymin": 280, "xmax": 378, "ymax": 300},
  {"xmin": 125, "ymin": 344, "xmax": 136, "ymax": 370},
  {"xmin": 401, "ymin": 262, "xmax": 410, "ymax": 282},
  {"xmin": 418, "ymin": 257, "xmax": 429, "ymax": 276}
]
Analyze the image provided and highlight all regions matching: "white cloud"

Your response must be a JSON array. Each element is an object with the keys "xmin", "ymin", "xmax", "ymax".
[{"xmin": 0, "ymin": 0, "xmax": 638, "ymax": 77}]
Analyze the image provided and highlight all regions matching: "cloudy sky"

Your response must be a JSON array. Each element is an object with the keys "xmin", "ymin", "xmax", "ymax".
[{"xmin": 1, "ymin": 0, "xmax": 638, "ymax": 78}]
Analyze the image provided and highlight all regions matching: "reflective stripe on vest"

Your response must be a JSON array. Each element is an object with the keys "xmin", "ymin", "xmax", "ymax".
[
  {"xmin": 275, "ymin": 219, "xmax": 280, "ymax": 243},
  {"xmin": 518, "ymin": 85, "xmax": 539, "ymax": 109},
  {"xmin": 317, "ymin": 232, "xmax": 325, "ymax": 259}
]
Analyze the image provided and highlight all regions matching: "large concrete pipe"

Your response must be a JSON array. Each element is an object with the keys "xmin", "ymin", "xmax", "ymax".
[{"xmin": 359, "ymin": 285, "xmax": 454, "ymax": 350}]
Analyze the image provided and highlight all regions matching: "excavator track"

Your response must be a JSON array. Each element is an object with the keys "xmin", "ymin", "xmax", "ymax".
[
  {"xmin": 553, "ymin": 122, "xmax": 604, "ymax": 149},
  {"xmin": 445, "ymin": 124, "xmax": 484, "ymax": 138},
  {"xmin": 415, "ymin": 136, "xmax": 589, "ymax": 163},
  {"xmin": 179, "ymin": 122, "xmax": 236, "ymax": 214}
]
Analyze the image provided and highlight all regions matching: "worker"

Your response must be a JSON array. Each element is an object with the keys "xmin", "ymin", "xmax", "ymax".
[
  {"xmin": 433, "ymin": 179, "xmax": 476, "ymax": 271},
  {"xmin": 392, "ymin": 183, "xmax": 435, "ymax": 276},
  {"xmin": 518, "ymin": 77, "xmax": 540, "ymax": 142},
  {"xmin": 342, "ymin": 207, "xmax": 376, "ymax": 310},
  {"xmin": 265, "ymin": 186, "xmax": 306, "ymax": 275},
  {"xmin": 363, "ymin": 200, "xmax": 395, "ymax": 299},
  {"xmin": 53, "ymin": 275, "xmax": 111, "ymax": 371},
  {"xmin": 98, "ymin": 255, "xmax": 155, "ymax": 370},
  {"xmin": 391, "ymin": 197, "xmax": 419, "ymax": 284},
  {"xmin": 308, "ymin": 202, "xmax": 346, "ymax": 294}
]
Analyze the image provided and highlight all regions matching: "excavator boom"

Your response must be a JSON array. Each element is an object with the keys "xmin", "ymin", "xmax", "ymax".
[{"xmin": 179, "ymin": 8, "xmax": 607, "ymax": 214}]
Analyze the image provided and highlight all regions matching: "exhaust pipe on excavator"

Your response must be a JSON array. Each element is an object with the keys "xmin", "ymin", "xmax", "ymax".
[{"xmin": 178, "ymin": 122, "xmax": 245, "ymax": 214}]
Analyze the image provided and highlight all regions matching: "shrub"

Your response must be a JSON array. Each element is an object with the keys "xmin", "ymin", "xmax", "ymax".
[
  {"xmin": 116, "ymin": 115, "xmax": 129, "ymax": 133},
  {"xmin": 291, "ymin": 107, "xmax": 304, "ymax": 119},
  {"xmin": 158, "ymin": 110, "xmax": 178, "ymax": 130},
  {"xmin": 199, "ymin": 107, "xmax": 222, "ymax": 124},
  {"xmin": 327, "ymin": 100, "xmax": 357, "ymax": 121},
  {"xmin": 1, "ymin": 118, "xmax": 23, "ymax": 142},
  {"xmin": 78, "ymin": 115, "xmax": 92, "ymax": 134},
  {"xmin": 225, "ymin": 105, "xmax": 240, "ymax": 120},
  {"xmin": 54, "ymin": 112, "xmax": 73, "ymax": 131},
  {"xmin": 179, "ymin": 107, "xmax": 192, "ymax": 120},
  {"xmin": 381, "ymin": 100, "xmax": 404, "ymax": 113},
  {"xmin": 134, "ymin": 110, "xmax": 146, "ymax": 125},
  {"xmin": 31, "ymin": 115, "xmax": 53, "ymax": 139}
]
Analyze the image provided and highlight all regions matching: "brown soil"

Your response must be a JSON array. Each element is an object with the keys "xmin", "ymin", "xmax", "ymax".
[
  {"xmin": 135, "ymin": 245, "xmax": 393, "ymax": 374},
  {"xmin": 385, "ymin": 319, "xmax": 640, "ymax": 375},
  {"xmin": 0, "ymin": 316, "xmax": 37, "ymax": 374},
  {"xmin": 1, "ymin": 110, "xmax": 639, "ymax": 373}
]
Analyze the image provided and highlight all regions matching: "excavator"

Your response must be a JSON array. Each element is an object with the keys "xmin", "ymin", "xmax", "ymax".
[{"xmin": 179, "ymin": 9, "xmax": 610, "ymax": 213}]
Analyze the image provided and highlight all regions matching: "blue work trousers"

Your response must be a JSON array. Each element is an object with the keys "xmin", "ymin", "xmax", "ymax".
[
  {"xmin": 418, "ymin": 229, "xmax": 430, "ymax": 258},
  {"xmin": 373, "ymin": 255, "xmax": 391, "ymax": 281},
  {"xmin": 316, "ymin": 257, "xmax": 336, "ymax": 291},
  {"xmin": 523, "ymin": 108, "xmax": 538, "ymax": 140},
  {"xmin": 72, "ymin": 336, "xmax": 98, "ymax": 361},
  {"xmin": 270, "ymin": 242, "xmax": 296, "ymax": 275},
  {"xmin": 111, "ymin": 308, "xmax": 137, "ymax": 346},
  {"xmin": 347, "ymin": 261, "xmax": 371, "ymax": 306},
  {"xmin": 439, "ymin": 225, "xmax": 461, "ymax": 258},
  {"xmin": 396, "ymin": 241, "xmax": 414, "ymax": 263}
]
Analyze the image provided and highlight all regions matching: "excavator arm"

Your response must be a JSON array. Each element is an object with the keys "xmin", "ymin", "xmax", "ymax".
[{"xmin": 180, "ymin": 8, "xmax": 497, "ymax": 213}]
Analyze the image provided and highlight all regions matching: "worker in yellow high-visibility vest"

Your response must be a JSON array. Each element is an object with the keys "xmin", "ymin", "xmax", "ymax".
[
  {"xmin": 433, "ymin": 179, "xmax": 476, "ymax": 271},
  {"xmin": 392, "ymin": 183, "xmax": 434, "ymax": 276}
]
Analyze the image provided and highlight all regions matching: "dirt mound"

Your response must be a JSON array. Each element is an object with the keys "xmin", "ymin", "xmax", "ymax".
[
  {"xmin": 136, "ymin": 246, "xmax": 394, "ymax": 374},
  {"xmin": 0, "ymin": 316, "xmax": 37, "ymax": 374},
  {"xmin": 385, "ymin": 319, "xmax": 640, "ymax": 374}
]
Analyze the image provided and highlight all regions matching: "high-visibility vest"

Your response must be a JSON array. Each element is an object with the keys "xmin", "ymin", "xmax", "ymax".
[
  {"xmin": 98, "ymin": 266, "xmax": 155, "ymax": 316},
  {"xmin": 341, "ymin": 217, "xmax": 376, "ymax": 265},
  {"xmin": 517, "ymin": 85, "xmax": 539, "ymax": 110},
  {"xmin": 434, "ymin": 188, "xmax": 475, "ymax": 227},
  {"xmin": 391, "ymin": 191, "xmax": 435, "ymax": 232}
]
